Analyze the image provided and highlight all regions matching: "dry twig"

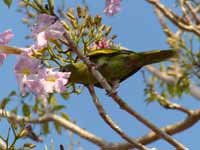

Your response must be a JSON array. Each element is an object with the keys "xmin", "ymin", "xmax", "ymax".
[{"xmin": 88, "ymin": 85, "xmax": 149, "ymax": 150}]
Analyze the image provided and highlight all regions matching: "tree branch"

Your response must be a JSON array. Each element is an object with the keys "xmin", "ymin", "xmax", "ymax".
[
  {"xmin": 87, "ymin": 85, "xmax": 149, "ymax": 150},
  {"xmin": 148, "ymin": 0, "xmax": 200, "ymax": 36},
  {"xmin": 185, "ymin": 1, "xmax": 200, "ymax": 25},
  {"xmin": 145, "ymin": 65, "xmax": 200, "ymax": 100},
  {"xmin": 100, "ymin": 109, "xmax": 200, "ymax": 150},
  {"xmin": 0, "ymin": 109, "xmax": 110, "ymax": 149},
  {"xmin": 151, "ymin": 89, "xmax": 192, "ymax": 115},
  {"xmin": 49, "ymin": 114, "xmax": 110, "ymax": 148}
]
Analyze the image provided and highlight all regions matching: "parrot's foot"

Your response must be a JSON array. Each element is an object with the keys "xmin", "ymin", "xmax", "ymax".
[
  {"xmin": 111, "ymin": 80, "xmax": 120, "ymax": 90},
  {"xmin": 106, "ymin": 80, "xmax": 119, "ymax": 96},
  {"xmin": 107, "ymin": 89, "xmax": 117, "ymax": 96}
]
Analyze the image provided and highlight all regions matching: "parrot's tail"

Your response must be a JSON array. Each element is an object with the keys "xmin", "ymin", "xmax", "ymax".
[{"xmin": 140, "ymin": 49, "xmax": 177, "ymax": 65}]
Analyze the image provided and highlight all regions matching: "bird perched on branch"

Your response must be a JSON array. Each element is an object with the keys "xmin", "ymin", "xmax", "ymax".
[
  {"xmin": 63, "ymin": 48, "xmax": 177, "ymax": 88},
  {"xmin": 0, "ymin": 45, "xmax": 176, "ymax": 88}
]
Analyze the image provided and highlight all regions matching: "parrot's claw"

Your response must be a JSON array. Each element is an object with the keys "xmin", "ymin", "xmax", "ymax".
[
  {"xmin": 106, "ymin": 80, "xmax": 119, "ymax": 96},
  {"xmin": 92, "ymin": 62, "xmax": 104, "ymax": 70},
  {"xmin": 111, "ymin": 80, "xmax": 120, "ymax": 90},
  {"xmin": 107, "ymin": 89, "xmax": 117, "ymax": 96},
  {"xmin": 88, "ymin": 61, "xmax": 100, "ymax": 71}
]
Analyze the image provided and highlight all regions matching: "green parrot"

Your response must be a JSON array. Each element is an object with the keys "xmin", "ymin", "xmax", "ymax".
[{"xmin": 63, "ymin": 49, "xmax": 177, "ymax": 88}]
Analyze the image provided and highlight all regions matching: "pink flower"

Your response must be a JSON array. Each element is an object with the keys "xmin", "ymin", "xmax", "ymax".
[
  {"xmin": 33, "ymin": 14, "xmax": 56, "ymax": 32},
  {"xmin": 32, "ymin": 14, "xmax": 65, "ymax": 49},
  {"xmin": 15, "ymin": 53, "xmax": 40, "ymax": 75},
  {"xmin": 26, "ymin": 68, "xmax": 71, "ymax": 98},
  {"xmin": 25, "ymin": 79, "xmax": 45, "ymax": 98},
  {"xmin": 0, "ymin": 29, "xmax": 14, "ymax": 45},
  {"xmin": 0, "ymin": 29, "xmax": 14, "ymax": 66},
  {"xmin": 104, "ymin": 0, "xmax": 121, "ymax": 16},
  {"xmin": 0, "ymin": 53, "xmax": 7, "ymax": 66},
  {"xmin": 34, "ymin": 32, "xmax": 47, "ymax": 49},
  {"xmin": 14, "ymin": 48, "xmax": 70, "ymax": 98},
  {"xmin": 14, "ymin": 53, "xmax": 41, "ymax": 96},
  {"xmin": 91, "ymin": 38, "xmax": 111, "ymax": 50},
  {"xmin": 45, "ymin": 21, "xmax": 66, "ymax": 39}
]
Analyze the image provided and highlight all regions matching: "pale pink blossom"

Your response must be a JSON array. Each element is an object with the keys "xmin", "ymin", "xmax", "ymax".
[
  {"xmin": 14, "ymin": 50, "xmax": 70, "ymax": 98},
  {"xmin": 91, "ymin": 38, "xmax": 111, "ymax": 50},
  {"xmin": 0, "ymin": 53, "xmax": 7, "ymax": 65},
  {"xmin": 0, "ymin": 29, "xmax": 14, "ymax": 45},
  {"xmin": 32, "ymin": 14, "xmax": 65, "ymax": 49},
  {"xmin": 15, "ymin": 53, "xmax": 40, "ymax": 75},
  {"xmin": 104, "ymin": 0, "xmax": 121, "ymax": 16},
  {"xmin": 34, "ymin": 32, "xmax": 47, "ymax": 49},
  {"xmin": 33, "ymin": 14, "xmax": 56, "ymax": 32},
  {"xmin": 0, "ymin": 29, "xmax": 14, "ymax": 66},
  {"xmin": 45, "ymin": 21, "xmax": 66, "ymax": 39},
  {"xmin": 25, "ymin": 68, "xmax": 71, "ymax": 98},
  {"xmin": 38, "ymin": 68, "xmax": 71, "ymax": 93},
  {"xmin": 25, "ymin": 79, "xmax": 46, "ymax": 98},
  {"xmin": 14, "ymin": 53, "xmax": 41, "ymax": 96}
]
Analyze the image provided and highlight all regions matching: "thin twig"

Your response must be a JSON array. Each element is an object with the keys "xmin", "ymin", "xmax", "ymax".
[
  {"xmin": 185, "ymin": 1, "xmax": 200, "ymax": 25},
  {"xmin": 148, "ymin": 0, "xmax": 200, "ymax": 36},
  {"xmin": 145, "ymin": 65, "xmax": 200, "ymax": 100},
  {"xmin": 152, "ymin": 90, "xmax": 192, "ymax": 115},
  {"xmin": 88, "ymin": 85, "xmax": 149, "ymax": 150},
  {"xmin": 99, "ymin": 109, "xmax": 200, "ymax": 150},
  {"xmin": 154, "ymin": 8, "xmax": 173, "ymax": 37},
  {"xmin": 108, "ymin": 90, "xmax": 187, "ymax": 150},
  {"xmin": 179, "ymin": 0, "xmax": 192, "ymax": 24}
]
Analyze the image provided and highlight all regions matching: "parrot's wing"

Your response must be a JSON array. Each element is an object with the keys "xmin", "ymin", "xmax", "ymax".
[{"xmin": 87, "ymin": 49, "xmax": 135, "ymax": 58}]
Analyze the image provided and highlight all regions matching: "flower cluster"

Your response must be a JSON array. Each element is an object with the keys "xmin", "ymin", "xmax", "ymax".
[
  {"xmin": 14, "ymin": 49, "xmax": 70, "ymax": 99},
  {"xmin": 104, "ymin": 0, "xmax": 121, "ymax": 16},
  {"xmin": 91, "ymin": 38, "xmax": 111, "ymax": 50},
  {"xmin": 1, "ymin": 14, "xmax": 71, "ymax": 100}
]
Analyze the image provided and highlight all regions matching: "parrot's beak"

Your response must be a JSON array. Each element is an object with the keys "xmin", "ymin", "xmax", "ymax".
[{"xmin": 0, "ymin": 45, "xmax": 23, "ymax": 55}]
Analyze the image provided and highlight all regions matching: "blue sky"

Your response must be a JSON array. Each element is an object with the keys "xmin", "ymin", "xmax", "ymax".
[{"xmin": 0, "ymin": 1, "xmax": 199, "ymax": 150}]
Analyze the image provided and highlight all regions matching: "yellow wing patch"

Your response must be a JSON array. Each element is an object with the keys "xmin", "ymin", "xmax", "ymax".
[{"xmin": 87, "ymin": 49, "xmax": 123, "ymax": 57}]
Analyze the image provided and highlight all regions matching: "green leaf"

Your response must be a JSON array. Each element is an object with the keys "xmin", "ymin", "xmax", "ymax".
[
  {"xmin": 11, "ymin": 107, "xmax": 18, "ymax": 114},
  {"xmin": 49, "ymin": 95, "xmax": 57, "ymax": 105},
  {"xmin": 53, "ymin": 105, "xmax": 65, "ymax": 112},
  {"xmin": 23, "ymin": 0, "xmax": 30, "ymax": 2},
  {"xmin": 3, "ymin": 0, "xmax": 12, "ymax": 7},
  {"xmin": 23, "ymin": 103, "xmax": 30, "ymax": 117},
  {"xmin": 23, "ymin": 143, "xmax": 36, "ymax": 148},
  {"xmin": 167, "ymin": 84, "xmax": 176, "ymax": 97},
  {"xmin": 54, "ymin": 122, "xmax": 62, "ymax": 134},
  {"xmin": 48, "ymin": 0, "xmax": 54, "ymax": 15},
  {"xmin": 0, "ymin": 97, "xmax": 10, "ymax": 109},
  {"xmin": 33, "ymin": 0, "xmax": 48, "ymax": 13},
  {"xmin": 61, "ymin": 92, "xmax": 70, "ymax": 100},
  {"xmin": 32, "ymin": 101, "xmax": 38, "ymax": 113},
  {"xmin": 8, "ymin": 90, "xmax": 16, "ymax": 97},
  {"xmin": 60, "ymin": 112, "xmax": 70, "ymax": 121},
  {"xmin": 42, "ymin": 122, "xmax": 49, "ymax": 135}
]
